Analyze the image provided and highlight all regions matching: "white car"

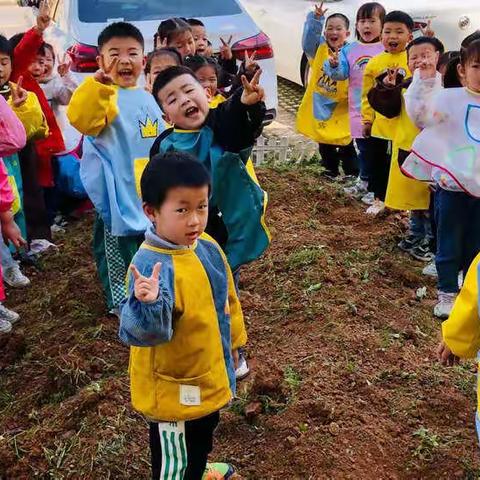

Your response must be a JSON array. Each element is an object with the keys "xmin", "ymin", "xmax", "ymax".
[
  {"xmin": 241, "ymin": 0, "xmax": 480, "ymax": 85},
  {"xmin": 18, "ymin": 0, "xmax": 278, "ymax": 122}
]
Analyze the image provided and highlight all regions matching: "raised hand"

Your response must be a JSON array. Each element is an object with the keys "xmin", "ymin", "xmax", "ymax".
[
  {"xmin": 94, "ymin": 56, "xmax": 117, "ymax": 85},
  {"xmin": 10, "ymin": 77, "xmax": 28, "ymax": 108},
  {"xmin": 244, "ymin": 50, "xmax": 258, "ymax": 74},
  {"xmin": 131, "ymin": 263, "xmax": 161, "ymax": 303},
  {"xmin": 241, "ymin": 68, "xmax": 265, "ymax": 105},
  {"xmin": 57, "ymin": 53, "xmax": 72, "ymax": 77},
  {"xmin": 420, "ymin": 20, "xmax": 435, "ymax": 38},
  {"xmin": 219, "ymin": 35, "xmax": 233, "ymax": 61},
  {"xmin": 328, "ymin": 48, "xmax": 339, "ymax": 68},
  {"xmin": 36, "ymin": 0, "xmax": 51, "ymax": 33},
  {"xmin": 383, "ymin": 67, "xmax": 399, "ymax": 87},
  {"xmin": 314, "ymin": 2, "xmax": 328, "ymax": 18}
]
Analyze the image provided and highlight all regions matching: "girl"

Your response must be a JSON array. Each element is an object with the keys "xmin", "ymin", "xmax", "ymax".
[
  {"xmin": 324, "ymin": 2, "xmax": 386, "ymax": 201},
  {"xmin": 297, "ymin": 4, "xmax": 359, "ymax": 180},
  {"xmin": 403, "ymin": 34, "xmax": 480, "ymax": 319},
  {"xmin": 154, "ymin": 18, "xmax": 195, "ymax": 59},
  {"xmin": 145, "ymin": 48, "xmax": 182, "ymax": 93}
]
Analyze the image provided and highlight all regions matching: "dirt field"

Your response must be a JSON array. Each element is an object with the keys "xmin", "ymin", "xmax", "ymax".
[{"xmin": 1, "ymin": 164, "xmax": 479, "ymax": 479}]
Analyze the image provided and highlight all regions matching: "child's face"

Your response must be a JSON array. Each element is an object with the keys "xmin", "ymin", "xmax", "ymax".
[
  {"xmin": 41, "ymin": 48, "xmax": 55, "ymax": 80},
  {"xmin": 356, "ymin": 14, "xmax": 383, "ymax": 43},
  {"xmin": 169, "ymin": 31, "xmax": 196, "ymax": 59},
  {"xmin": 28, "ymin": 54, "xmax": 47, "ymax": 81},
  {"xmin": 156, "ymin": 73, "xmax": 210, "ymax": 129},
  {"xmin": 195, "ymin": 65, "xmax": 218, "ymax": 95},
  {"xmin": 147, "ymin": 55, "xmax": 179, "ymax": 89},
  {"xmin": 98, "ymin": 36, "xmax": 145, "ymax": 88},
  {"xmin": 408, "ymin": 43, "xmax": 439, "ymax": 74},
  {"xmin": 325, "ymin": 17, "xmax": 350, "ymax": 50},
  {"xmin": 382, "ymin": 22, "xmax": 412, "ymax": 53},
  {"xmin": 144, "ymin": 185, "xmax": 209, "ymax": 246},
  {"xmin": 191, "ymin": 26, "xmax": 209, "ymax": 56},
  {"xmin": 0, "ymin": 53, "xmax": 12, "ymax": 88},
  {"xmin": 459, "ymin": 59, "xmax": 480, "ymax": 93}
]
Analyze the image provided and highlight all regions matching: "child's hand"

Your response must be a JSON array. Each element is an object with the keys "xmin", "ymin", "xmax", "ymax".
[
  {"xmin": 437, "ymin": 341, "xmax": 459, "ymax": 367},
  {"xmin": 10, "ymin": 77, "xmax": 28, "ymax": 108},
  {"xmin": 204, "ymin": 85, "xmax": 214, "ymax": 101},
  {"xmin": 131, "ymin": 262, "xmax": 162, "ymax": 304},
  {"xmin": 1, "ymin": 214, "xmax": 27, "ymax": 250},
  {"xmin": 420, "ymin": 20, "xmax": 435, "ymax": 38},
  {"xmin": 244, "ymin": 50, "xmax": 258, "ymax": 74},
  {"xmin": 219, "ymin": 36, "xmax": 233, "ymax": 61},
  {"xmin": 57, "ymin": 53, "xmax": 72, "ymax": 78},
  {"xmin": 35, "ymin": 0, "xmax": 51, "ymax": 33},
  {"xmin": 383, "ymin": 67, "xmax": 399, "ymax": 87},
  {"xmin": 328, "ymin": 48, "xmax": 339, "ymax": 68},
  {"xmin": 362, "ymin": 122, "xmax": 372, "ymax": 138},
  {"xmin": 314, "ymin": 2, "xmax": 328, "ymax": 19},
  {"xmin": 94, "ymin": 56, "xmax": 117, "ymax": 85},
  {"xmin": 241, "ymin": 69, "xmax": 265, "ymax": 105}
]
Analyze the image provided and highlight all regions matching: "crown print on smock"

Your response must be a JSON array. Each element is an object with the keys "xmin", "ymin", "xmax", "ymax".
[{"xmin": 139, "ymin": 116, "xmax": 159, "ymax": 139}]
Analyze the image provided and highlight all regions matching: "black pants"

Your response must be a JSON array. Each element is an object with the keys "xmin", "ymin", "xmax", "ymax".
[
  {"xmin": 366, "ymin": 137, "xmax": 391, "ymax": 202},
  {"xmin": 150, "ymin": 411, "xmax": 220, "ymax": 480},
  {"xmin": 318, "ymin": 141, "xmax": 359, "ymax": 177}
]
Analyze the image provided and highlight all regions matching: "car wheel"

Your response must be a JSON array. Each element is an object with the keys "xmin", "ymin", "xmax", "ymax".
[{"xmin": 300, "ymin": 53, "xmax": 311, "ymax": 88}]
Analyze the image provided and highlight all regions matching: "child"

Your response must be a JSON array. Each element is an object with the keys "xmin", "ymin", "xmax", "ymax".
[
  {"xmin": 0, "ymin": 97, "xmax": 27, "ymax": 331},
  {"xmin": 402, "ymin": 36, "xmax": 480, "ymax": 318},
  {"xmin": 361, "ymin": 10, "xmax": 414, "ymax": 215},
  {"xmin": 297, "ymin": 4, "xmax": 359, "ymax": 180},
  {"xmin": 323, "ymin": 2, "xmax": 386, "ymax": 200},
  {"xmin": 119, "ymin": 151, "xmax": 245, "ymax": 480},
  {"xmin": 155, "ymin": 18, "xmax": 195, "ymax": 59},
  {"xmin": 187, "ymin": 18, "xmax": 209, "ymax": 56},
  {"xmin": 368, "ymin": 36, "xmax": 444, "ymax": 262},
  {"xmin": 67, "ymin": 22, "xmax": 164, "ymax": 315},
  {"xmin": 145, "ymin": 48, "xmax": 182, "ymax": 93}
]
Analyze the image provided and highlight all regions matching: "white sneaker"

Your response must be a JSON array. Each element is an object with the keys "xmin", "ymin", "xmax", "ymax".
[
  {"xmin": 235, "ymin": 353, "xmax": 250, "ymax": 380},
  {"xmin": 361, "ymin": 192, "xmax": 375, "ymax": 205},
  {"xmin": 0, "ymin": 303, "xmax": 19, "ymax": 324},
  {"xmin": 433, "ymin": 292, "xmax": 456, "ymax": 319},
  {"xmin": 422, "ymin": 262, "xmax": 437, "ymax": 277},
  {"xmin": 0, "ymin": 318, "xmax": 12, "ymax": 333},
  {"xmin": 3, "ymin": 262, "xmax": 30, "ymax": 288},
  {"xmin": 366, "ymin": 199, "xmax": 385, "ymax": 216},
  {"xmin": 344, "ymin": 178, "xmax": 368, "ymax": 197}
]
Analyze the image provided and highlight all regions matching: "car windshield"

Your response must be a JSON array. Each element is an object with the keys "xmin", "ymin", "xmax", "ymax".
[{"xmin": 78, "ymin": 0, "xmax": 242, "ymax": 22}]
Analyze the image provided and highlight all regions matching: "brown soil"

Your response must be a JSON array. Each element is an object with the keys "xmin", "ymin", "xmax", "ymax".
[{"xmin": 1, "ymin": 166, "xmax": 478, "ymax": 479}]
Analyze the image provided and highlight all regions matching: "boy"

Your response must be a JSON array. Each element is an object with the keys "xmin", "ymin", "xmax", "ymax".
[
  {"xmin": 120, "ymin": 151, "xmax": 245, "ymax": 480},
  {"xmin": 361, "ymin": 10, "xmax": 414, "ymax": 215},
  {"xmin": 67, "ymin": 22, "xmax": 163, "ymax": 315},
  {"xmin": 368, "ymin": 36, "xmax": 444, "ymax": 262},
  {"xmin": 297, "ymin": 4, "xmax": 358, "ymax": 180}
]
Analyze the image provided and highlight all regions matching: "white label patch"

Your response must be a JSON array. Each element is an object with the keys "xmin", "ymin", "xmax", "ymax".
[{"xmin": 180, "ymin": 385, "xmax": 201, "ymax": 406}]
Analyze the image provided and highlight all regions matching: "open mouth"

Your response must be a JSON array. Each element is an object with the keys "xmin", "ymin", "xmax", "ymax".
[
  {"xmin": 186, "ymin": 231, "xmax": 199, "ymax": 241},
  {"xmin": 185, "ymin": 106, "xmax": 199, "ymax": 118},
  {"xmin": 118, "ymin": 69, "xmax": 133, "ymax": 79},
  {"xmin": 388, "ymin": 41, "xmax": 399, "ymax": 50}
]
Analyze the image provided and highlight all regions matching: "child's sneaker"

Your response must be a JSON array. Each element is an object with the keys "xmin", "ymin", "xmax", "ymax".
[
  {"xmin": 422, "ymin": 261, "xmax": 437, "ymax": 277},
  {"xmin": 0, "ymin": 303, "xmax": 19, "ymax": 326},
  {"xmin": 3, "ymin": 262, "xmax": 30, "ymax": 288},
  {"xmin": 410, "ymin": 240, "xmax": 434, "ymax": 262},
  {"xmin": 344, "ymin": 178, "xmax": 368, "ymax": 197},
  {"xmin": 203, "ymin": 463, "xmax": 235, "ymax": 480},
  {"xmin": 366, "ymin": 199, "xmax": 385, "ymax": 216},
  {"xmin": 235, "ymin": 351, "xmax": 250, "ymax": 380},
  {"xmin": 433, "ymin": 291, "xmax": 456, "ymax": 319},
  {"xmin": 361, "ymin": 191, "xmax": 375, "ymax": 205},
  {"xmin": 398, "ymin": 234, "xmax": 421, "ymax": 253},
  {"xmin": 0, "ymin": 318, "xmax": 12, "ymax": 333}
]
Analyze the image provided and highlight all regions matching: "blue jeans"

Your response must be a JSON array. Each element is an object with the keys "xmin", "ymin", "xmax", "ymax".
[
  {"xmin": 435, "ymin": 188, "xmax": 480, "ymax": 293},
  {"xmin": 355, "ymin": 138, "xmax": 373, "ymax": 183}
]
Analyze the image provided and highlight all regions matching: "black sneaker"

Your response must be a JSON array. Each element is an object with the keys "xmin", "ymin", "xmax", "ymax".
[
  {"xmin": 410, "ymin": 240, "xmax": 435, "ymax": 262},
  {"xmin": 397, "ymin": 235, "xmax": 422, "ymax": 252}
]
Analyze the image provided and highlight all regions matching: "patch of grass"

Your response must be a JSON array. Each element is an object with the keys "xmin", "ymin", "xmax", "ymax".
[
  {"xmin": 412, "ymin": 427, "xmax": 441, "ymax": 461},
  {"xmin": 284, "ymin": 365, "xmax": 302, "ymax": 397},
  {"xmin": 287, "ymin": 246, "xmax": 325, "ymax": 269},
  {"xmin": 452, "ymin": 364, "xmax": 476, "ymax": 401}
]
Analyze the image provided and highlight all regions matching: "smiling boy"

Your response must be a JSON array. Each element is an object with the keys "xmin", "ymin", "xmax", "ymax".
[{"xmin": 67, "ymin": 22, "xmax": 163, "ymax": 315}]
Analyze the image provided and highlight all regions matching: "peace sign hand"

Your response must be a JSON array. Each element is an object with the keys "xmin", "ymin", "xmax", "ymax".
[
  {"xmin": 36, "ymin": 0, "xmax": 51, "ymax": 33},
  {"xmin": 420, "ymin": 20, "xmax": 435, "ymax": 38},
  {"xmin": 94, "ymin": 56, "xmax": 117, "ymax": 85},
  {"xmin": 57, "ymin": 53, "xmax": 72, "ymax": 77},
  {"xmin": 241, "ymin": 68, "xmax": 265, "ymax": 105},
  {"xmin": 10, "ymin": 77, "xmax": 28, "ymax": 108},
  {"xmin": 244, "ymin": 50, "xmax": 258, "ymax": 74},
  {"xmin": 220, "ymin": 35, "xmax": 233, "ymax": 61},
  {"xmin": 131, "ymin": 262, "xmax": 162, "ymax": 303},
  {"xmin": 314, "ymin": 2, "xmax": 328, "ymax": 19},
  {"xmin": 383, "ymin": 67, "xmax": 399, "ymax": 87},
  {"xmin": 329, "ymin": 48, "xmax": 339, "ymax": 68}
]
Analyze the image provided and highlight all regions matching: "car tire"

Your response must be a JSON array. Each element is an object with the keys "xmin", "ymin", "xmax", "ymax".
[{"xmin": 300, "ymin": 53, "xmax": 310, "ymax": 88}]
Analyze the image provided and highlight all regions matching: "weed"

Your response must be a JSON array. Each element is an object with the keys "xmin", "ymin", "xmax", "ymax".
[
  {"xmin": 287, "ymin": 246, "xmax": 325, "ymax": 269},
  {"xmin": 452, "ymin": 364, "xmax": 476, "ymax": 401},
  {"xmin": 412, "ymin": 427, "xmax": 441, "ymax": 461},
  {"xmin": 284, "ymin": 365, "xmax": 302, "ymax": 396}
]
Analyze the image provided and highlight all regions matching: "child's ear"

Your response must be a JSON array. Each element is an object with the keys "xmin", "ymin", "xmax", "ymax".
[
  {"xmin": 162, "ymin": 113, "xmax": 172, "ymax": 125},
  {"xmin": 142, "ymin": 55, "xmax": 147, "ymax": 70},
  {"xmin": 143, "ymin": 203, "xmax": 157, "ymax": 222},
  {"xmin": 457, "ymin": 63, "xmax": 466, "ymax": 86},
  {"xmin": 346, "ymin": 31, "xmax": 351, "ymax": 39},
  {"xmin": 96, "ymin": 55, "xmax": 103, "ymax": 70},
  {"xmin": 408, "ymin": 33, "xmax": 414, "ymax": 43}
]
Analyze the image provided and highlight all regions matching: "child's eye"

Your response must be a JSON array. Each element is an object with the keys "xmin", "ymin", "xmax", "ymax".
[
  {"xmin": 198, "ymin": 204, "xmax": 208, "ymax": 210},
  {"xmin": 176, "ymin": 208, "xmax": 188, "ymax": 213}
]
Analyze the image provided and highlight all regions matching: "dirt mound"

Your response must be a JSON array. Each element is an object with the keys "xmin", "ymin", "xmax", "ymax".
[{"xmin": 0, "ymin": 166, "xmax": 478, "ymax": 479}]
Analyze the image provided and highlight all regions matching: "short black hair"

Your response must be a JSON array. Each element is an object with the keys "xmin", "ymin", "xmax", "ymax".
[
  {"xmin": 141, "ymin": 151, "xmax": 211, "ymax": 208},
  {"xmin": 383, "ymin": 11, "xmax": 414, "ymax": 32},
  {"xmin": 152, "ymin": 65, "xmax": 198, "ymax": 105},
  {"xmin": 461, "ymin": 33, "xmax": 480, "ymax": 66},
  {"xmin": 438, "ymin": 50, "xmax": 460, "ymax": 71},
  {"xmin": 184, "ymin": 55, "xmax": 218, "ymax": 74},
  {"xmin": 38, "ymin": 42, "xmax": 55, "ymax": 60},
  {"xmin": 0, "ymin": 35, "xmax": 13, "ymax": 60},
  {"xmin": 9, "ymin": 32, "xmax": 24, "ymax": 51},
  {"xmin": 187, "ymin": 18, "xmax": 205, "ymax": 28},
  {"xmin": 157, "ymin": 18, "xmax": 192, "ymax": 44},
  {"xmin": 145, "ymin": 48, "xmax": 182, "ymax": 74},
  {"xmin": 355, "ymin": 2, "xmax": 386, "ymax": 39},
  {"xmin": 326, "ymin": 13, "xmax": 350, "ymax": 30},
  {"xmin": 98, "ymin": 22, "xmax": 144, "ymax": 51},
  {"xmin": 407, "ymin": 36, "xmax": 445, "ymax": 55}
]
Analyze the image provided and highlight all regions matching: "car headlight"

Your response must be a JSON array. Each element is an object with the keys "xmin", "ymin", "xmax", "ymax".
[{"xmin": 459, "ymin": 15, "xmax": 471, "ymax": 30}]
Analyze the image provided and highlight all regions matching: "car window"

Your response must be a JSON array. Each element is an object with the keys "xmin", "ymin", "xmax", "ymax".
[{"xmin": 78, "ymin": 0, "xmax": 242, "ymax": 23}]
